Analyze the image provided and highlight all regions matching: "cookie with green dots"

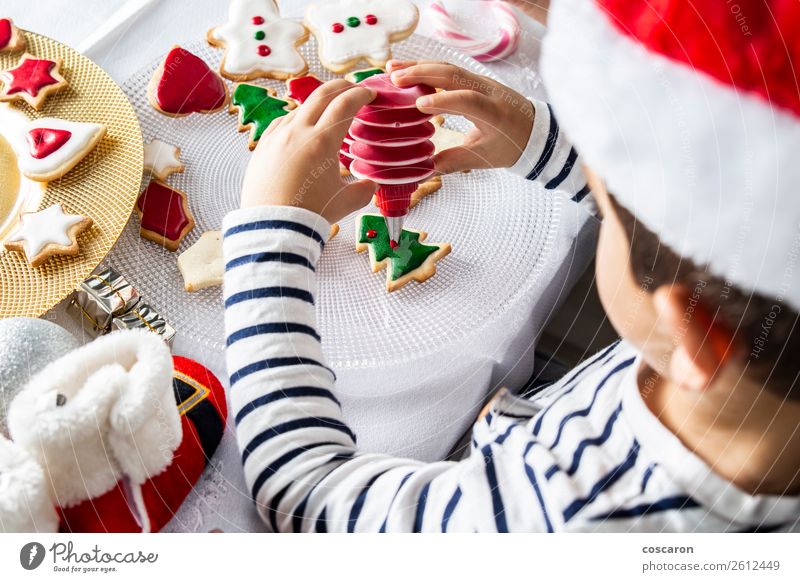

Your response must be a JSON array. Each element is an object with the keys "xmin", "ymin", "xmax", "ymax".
[
  {"xmin": 229, "ymin": 83, "xmax": 293, "ymax": 150},
  {"xmin": 355, "ymin": 213, "xmax": 451, "ymax": 292}
]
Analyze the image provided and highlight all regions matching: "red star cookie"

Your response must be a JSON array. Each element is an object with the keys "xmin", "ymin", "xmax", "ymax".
[
  {"xmin": 0, "ymin": 53, "xmax": 67, "ymax": 110},
  {"xmin": 136, "ymin": 180, "xmax": 195, "ymax": 252},
  {"xmin": 0, "ymin": 18, "xmax": 26, "ymax": 53}
]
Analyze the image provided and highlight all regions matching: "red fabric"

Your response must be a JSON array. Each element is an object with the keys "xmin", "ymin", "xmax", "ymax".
[
  {"xmin": 597, "ymin": 0, "xmax": 800, "ymax": 117},
  {"xmin": 56, "ymin": 356, "xmax": 227, "ymax": 532}
]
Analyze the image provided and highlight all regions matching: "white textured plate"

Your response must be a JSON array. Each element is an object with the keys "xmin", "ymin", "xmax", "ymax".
[{"xmin": 110, "ymin": 35, "xmax": 555, "ymax": 367}]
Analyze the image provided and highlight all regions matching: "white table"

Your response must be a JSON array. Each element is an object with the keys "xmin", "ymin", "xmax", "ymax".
[{"xmin": 9, "ymin": 0, "xmax": 598, "ymax": 532}]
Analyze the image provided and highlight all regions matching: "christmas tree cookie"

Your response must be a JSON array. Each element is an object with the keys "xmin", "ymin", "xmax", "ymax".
[
  {"xmin": 356, "ymin": 213, "xmax": 450, "ymax": 292},
  {"xmin": 230, "ymin": 82, "xmax": 292, "ymax": 150},
  {"xmin": 0, "ymin": 53, "xmax": 67, "ymax": 110},
  {"xmin": 207, "ymin": 0, "xmax": 310, "ymax": 81},
  {"xmin": 345, "ymin": 67, "xmax": 384, "ymax": 84}
]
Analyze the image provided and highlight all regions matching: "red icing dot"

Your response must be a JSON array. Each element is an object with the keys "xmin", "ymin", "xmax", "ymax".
[
  {"xmin": 332, "ymin": 22, "xmax": 344, "ymax": 33},
  {"xmin": 27, "ymin": 128, "xmax": 72, "ymax": 159},
  {"xmin": 252, "ymin": 16, "xmax": 265, "ymax": 25},
  {"xmin": 257, "ymin": 44, "xmax": 271, "ymax": 57},
  {"xmin": 366, "ymin": 229, "xmax": 377, "ymax": 239},
  {"xmin": 365, "ymin": 14, "xmax": 378, "ymax": 25},
  {"xmin": 389, "ymin": 240, "xmax": 399, "ymax": 249}
]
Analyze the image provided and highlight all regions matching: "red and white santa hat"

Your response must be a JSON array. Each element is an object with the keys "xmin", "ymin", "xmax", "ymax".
[{"xmin": 542, "ymin": 0, "xmax": 800, "ymax": 310}]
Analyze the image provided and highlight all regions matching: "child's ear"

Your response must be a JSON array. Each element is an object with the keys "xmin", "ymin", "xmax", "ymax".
[{"xmin": 652, "ymin": 285, "xmax": 732, "ymax": 392}]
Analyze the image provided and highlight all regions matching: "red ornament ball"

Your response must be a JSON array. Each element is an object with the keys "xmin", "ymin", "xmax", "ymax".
[
  {"xmin": 366, "ymin": 229, "xmax": 377, "ymax": 239},
  {"xmin": 257, "ymin": 44, "xmax": 271, "ymax": 57},
  {"xmin": 365, "ymin": 14, "xmax": 378, "ymax": 25},
  {"xmin": 332, "ymin": 22, "xmax": 344, "ymax": 33},
  {"xmin": 252, "ymin": 16, "xmax": 265, "ymax": 25}
]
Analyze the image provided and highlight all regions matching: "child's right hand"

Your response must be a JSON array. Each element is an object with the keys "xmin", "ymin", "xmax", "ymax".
[{"xmin": 389, "ymin": 61, "xmax": 535, "ymax": 175}]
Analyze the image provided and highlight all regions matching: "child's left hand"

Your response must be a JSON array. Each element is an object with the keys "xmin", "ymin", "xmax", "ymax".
[{"xmin": 240, "ymin": 79, "xmax": 378, "ymax": 224}]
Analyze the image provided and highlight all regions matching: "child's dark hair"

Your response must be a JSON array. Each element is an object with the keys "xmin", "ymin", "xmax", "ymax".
[{"xmin": 609, "ymin": 195, "xmax": 800, "ymax": 401}]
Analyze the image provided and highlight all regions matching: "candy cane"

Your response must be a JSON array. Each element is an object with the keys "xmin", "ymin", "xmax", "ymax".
[{"xmin": 427, "ymin": 0, "xmax": 521, "ymax": 62}]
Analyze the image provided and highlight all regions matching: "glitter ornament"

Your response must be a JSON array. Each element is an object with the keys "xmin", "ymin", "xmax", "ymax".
[{"xmin": 0, "ymin": 317, "xmax": 79, "ymax": 436}]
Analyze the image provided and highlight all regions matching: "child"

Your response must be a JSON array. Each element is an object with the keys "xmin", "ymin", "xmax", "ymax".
[{"xmin": 222, "ymin": 0, "xmax": 800, "ymax": 531}]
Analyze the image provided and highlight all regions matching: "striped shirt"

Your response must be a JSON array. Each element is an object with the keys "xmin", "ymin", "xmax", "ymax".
[{"xmin": 222, "ymin": 101, "xmax": 800, "ymax": 532}]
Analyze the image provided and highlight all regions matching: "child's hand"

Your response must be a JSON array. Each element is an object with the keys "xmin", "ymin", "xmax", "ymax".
[
  {"xmin": 240, "ymin": 79, "xmax": 378, "ymax": 223},
  {"xmin": 388, "ymin": 61, "xmax": 535, "ymax": 175}
]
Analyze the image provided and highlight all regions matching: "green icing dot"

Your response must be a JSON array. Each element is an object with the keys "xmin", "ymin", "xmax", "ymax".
[
  {"xmin": 351, "ymin": 68, "xmax": 385, "ymax": 83},
  {"xmin": 232, "ymin": 84, "xmax": 289, "ymax": 143},
  {"xmin": 347, "ymin": 16, "xmax": 360, "ymax": 27},
  {"xmin": 358, "ymin": 214, "xmax": 441, "ymax": 281},
  {"xmin": 254, "ymin": 30, "xmax": 266, "ymax": 40}
]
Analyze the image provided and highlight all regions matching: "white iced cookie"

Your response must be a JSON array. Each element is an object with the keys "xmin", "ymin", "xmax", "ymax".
[
  {"xmin": 178, "ymin": 231, "xmax": 223, "ymax": 292},
  {"xmin": 208, "ymin": 0, "xmax": 309, "ymax": 81},
  {"xmin": 431, "ymin": 115, "xmax": 466, "ymax": 154},
  {"xmin": 304, "ymin": 0, "xmax": 419, "ymax": 73},
  {"xmin": 14, "ymin": 117, "xmax": 106, "ymax": 182},
  {"xmin": 143, "ymin": 139, "xmax": 184, "ymax": 181},
  {"xmin": 4, "ymin": 203, "xmax": 93, "ymax": 268}
]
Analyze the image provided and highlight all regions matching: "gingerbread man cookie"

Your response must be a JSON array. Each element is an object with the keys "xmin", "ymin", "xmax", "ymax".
[
  {"xmin": 355, "ymin": 213, "xmax": 450, "ymax": 292},
  {"xmin": 304, "ymin": 0, "xmax": 419, "ymax": 73},
  {"xmin": 0, "ymin": 18, "xmax": 25, "ymax": 53},
  {"xmin": 147, "ymin": 46, "xmax": 228, "ymax": 117},
  {"xmin": 230, "ymin": 82, "xmax": 292, "ymax": 150},
  {"xmin": 16, "ymin": 118, "xmax": 106, "ymax": 182},
  {"xmin": 143, "ymin": 139, "xmax": 184, "ymax": 181},
  {"xmin": 4, "ymin": 204, "xmax": 93, "ymax": 267},
  {"xmin": 208, "ymin": 0, "xmax": 310, "ymax": 81},
  {"xmin": 0, "ymin": 53, "xmax": 67, "ymax": 110},
  {"xmin": 136, "ymin": 180, "xmax": 195, "ymax": 251}
]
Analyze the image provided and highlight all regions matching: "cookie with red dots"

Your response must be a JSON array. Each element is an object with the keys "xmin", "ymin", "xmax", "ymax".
[
  {"xmin": 0, "ymin": 53, "xmax": 67, "ymax": 110},
  {"xmin": 0, "ymin": 18, "xmax": 25, "ymax": 53},
  {"xmin": 207, "ymin": 0, "xmax": 309, "ymax": 81},
  {"xmin": 304, "ymin": 0, "xmax": 419, "ymax": 73}
]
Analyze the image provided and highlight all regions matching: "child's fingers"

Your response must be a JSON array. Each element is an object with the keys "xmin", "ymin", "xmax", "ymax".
[
  {"xmin": 296, "ymin": 78, "xmax": 355, "ymax": 125},
  {"xmin": 260, "ymin": 108, "xmax": 297, "ymax": 140},
  {"xmin": 433, "ymin": 145, "xmax": 487, "ymax": 175},
  {"xmin": 416, "ymin": 90, "xmax": 495, "ymax": 124},
  {"xmin": 386, "ymin": 59, "xmax": 417, "ymax": 73},
  {"xmin": 336, "ymin": 179, "xmax": 378, "ymax": 216},
  {"xmin": 391, "ymin": 63, "xmax": 492, "ymax": 94},
  {"xmin": 316, "ymin": 86, "xmax": 376, "ymax": 141}
]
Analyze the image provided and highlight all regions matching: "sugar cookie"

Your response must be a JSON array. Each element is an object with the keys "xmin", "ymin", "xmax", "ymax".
[
  {"xmin": 15, "ymin": 118, "xmax": 106, "ymax": 182},
  {"xmin": 430, "ymin": 114, "xmax": 466, "ymax": 154},
  {"xmin": 136, "ymin": 180, "xmax": 195, "ymax": 252},
  {"xmin": 4, "ymin": 204, "xmax": 93, "ymax": 267},
  {"xmin": 147, "ymin": 46, "xmax": 229, "ymax": 117},
  {"xmin": 230, "ymin": 82, "xmax": 291, "ymax": 150},
  {"xmin": 208, "ymin": 0, "xmax": 310, "ymax": 81},
  {"xmin": 143, "ymin": 139, "xmax": 184, "ymax": 181},
  {"xmin": 0, "ymin": 53, "xmax": 67, "ymax": 110},
  {"xmin": 304, "ymin": 0, "xmax": 419, "ymax": 73},
  {"xmin": 178, "ymin": 231, "xmax": 223, "ymax": 292},
  {"xmin": 285, "ymin": 74, "xmax": 323, "ymax": 105},
  {"xmin": 355, "ymin": 213, "xmax": 450, "ymax": 292},
  {"xmin": 0, "ymin": 18, "xmax": 25, "ymax": 53}
]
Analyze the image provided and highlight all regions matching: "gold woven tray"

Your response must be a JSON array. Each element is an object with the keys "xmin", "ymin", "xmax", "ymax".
[{"xmin": 0, "ymin": 31, "xmax": 143, "ymax": 318}]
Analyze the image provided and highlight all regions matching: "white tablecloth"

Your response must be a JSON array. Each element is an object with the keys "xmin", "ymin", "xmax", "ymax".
[{"xmin": 8, "ymin": 0, "xmax": 598, "ymax": 532}]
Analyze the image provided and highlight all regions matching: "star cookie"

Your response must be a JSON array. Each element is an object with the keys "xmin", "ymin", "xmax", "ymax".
[
  {"xmin": 230, "ymin": 82, "xmax": 292, "ymax": 150},
  {"xmin": 178, "ymin": 231, "xmax": 224, "ymax": 292},
  {"xmin": 4, "ymin": 204, "xmax": 93, "ymax": 267},
  {"xmin": 207, "ymin": 0, "xmax": 310, "ymax": 81},
  {"xmin": 136, "ymin": 180, "xmax": 195, "ymax": 252},
  {"xmin": 0, "ymin": 53, "xmax": 67, "ymax": 110},
  {"xmin": 144, "ymin": 139, "xmax": 184, "ymax": 181},
  {"xmin": 0, "ymin": 18, "xmax": 25, "ymax": 53}
]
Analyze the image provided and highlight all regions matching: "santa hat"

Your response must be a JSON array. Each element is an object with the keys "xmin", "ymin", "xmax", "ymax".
[{"xmin": 542, "ymin": 0, "xmax": 800, "ymax": 310}]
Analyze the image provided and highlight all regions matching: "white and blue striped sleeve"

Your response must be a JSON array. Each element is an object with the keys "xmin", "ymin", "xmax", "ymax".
[
  {"xmin": 508, "ymin": 99, "xmax": 592, "ymax": 206},
  {"xmin": 222, "ymin": 205, "xmax": 562, "ymax": 532}
]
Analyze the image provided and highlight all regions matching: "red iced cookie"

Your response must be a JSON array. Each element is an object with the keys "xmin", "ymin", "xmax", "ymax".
[
  {"xmin": 0, "ymin": 17, "xmax": 25, "ymax": 53},
  {"xmin": 0, "ymin": 53, "xmax": 67, "ymax": 110},
  {"xmin": 136, "ymin": 179, "xmax": 195, "ymax": 251},
  {"xmin": 147, "ymin": 46, "xmax": 229, "ymax": 116},
  {"xmin": 285, "ymin": 74, "xmax": 323, "ymax": 105}
]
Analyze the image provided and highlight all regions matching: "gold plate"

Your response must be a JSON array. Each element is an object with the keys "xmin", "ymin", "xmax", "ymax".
[{"xmin": 0, "ymin": 31, "xmax": 143, "ymax": 318}]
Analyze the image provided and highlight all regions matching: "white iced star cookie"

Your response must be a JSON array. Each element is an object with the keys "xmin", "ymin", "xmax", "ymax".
[
  {"xmin": 304, "ymin": 0, "xmax": 419, "ymax": 73},
  {"xmin": 143, "ymin": 139, "xmax": 184, "ymax": 181},
  {"xmin": 208, "ymin": 0, "xmax": 309, "ymax": 81},
  {"xmin": 4, "ymin": 204, "xmax": 93, "ymax": 267},
  {"xmin": 177, "ymin": 231, "xmax": 224, "ymax": 292},
  {"xmin": 14, "ymin": 117, "xmax": 106, "ymax": 183}
]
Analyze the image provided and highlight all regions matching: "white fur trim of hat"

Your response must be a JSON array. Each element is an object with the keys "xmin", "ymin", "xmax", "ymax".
[
  {"xmin": 541, "ymin": 0, "xmax": 800, "ymax": 310},
  {"xmin": 7, "ymin": 330, "xmax": 180, "ymax": 509},
  {"xmin": 0, "ymin": 435, "xmax": 59, "ymax": 532}
]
